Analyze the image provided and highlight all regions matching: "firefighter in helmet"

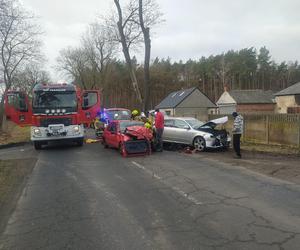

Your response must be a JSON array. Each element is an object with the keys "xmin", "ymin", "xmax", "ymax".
[{"xmin": 131, "ymin": 109, "xmax": 140, "ymax": 121}]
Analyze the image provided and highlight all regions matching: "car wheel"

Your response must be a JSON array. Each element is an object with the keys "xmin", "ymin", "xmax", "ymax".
[
  {"xmin": 193, "ymin": 136, "xmax": 206, "ymax": 152},
  {"xmin": 34, "ymin": 141, "xmax": 42, "ymax": 150},
  {"xmin": 119, "ymin": 143, "xmax": 127, "ymax": 157}
]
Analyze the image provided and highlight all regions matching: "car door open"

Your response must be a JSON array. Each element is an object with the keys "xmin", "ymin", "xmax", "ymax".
[
  {"xmin": 81, "ymin": 90, "xmax": 100, "ymax": 125},
  {"xmin": 4, "ymin": 91, "xmax": 32, "ymax": 126}
]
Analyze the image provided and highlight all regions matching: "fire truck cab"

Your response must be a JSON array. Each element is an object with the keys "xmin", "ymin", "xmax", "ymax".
[{"xmin": 4, "ymin": 83, "xmax": 100, "ymax": 149}]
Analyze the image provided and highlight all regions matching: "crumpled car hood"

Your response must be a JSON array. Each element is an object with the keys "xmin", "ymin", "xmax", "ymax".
[
  {"xmin": 200, "ymin": 116, "xmax": 228, "ymax": 129},
  {"xmin": 124, "ymin": 126, "xmax": 153, "ymax": 140}
]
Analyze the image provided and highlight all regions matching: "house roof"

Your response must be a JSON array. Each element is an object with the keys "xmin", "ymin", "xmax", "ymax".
[
  {"xmin": 155, "ymin": 87, "xmax": 216, "ymax": 109},
  {"xmin": 155, "ymin": 87, "xmax": 197, "ymax": 109},
  {"xmin": 228, "ymin": 90, "xmax": 275, "ymax": 104},
  {"xmin": 275, "ymin": 82, "xmax": 300, "ymax": 96}
]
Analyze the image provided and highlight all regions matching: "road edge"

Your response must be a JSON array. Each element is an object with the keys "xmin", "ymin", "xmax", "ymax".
[
  {"xmin": 0, "ymin": 158, "xmax": 37, "ymax": 235},
  {"xmin": 0, "ymin": 142, "xmax": 31, "ymax": 150}
]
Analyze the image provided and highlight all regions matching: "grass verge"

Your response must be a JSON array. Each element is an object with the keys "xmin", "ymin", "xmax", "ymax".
[
  {"xmin": 0, "ymin": 158, "xmax": 36, "ymax": 233},
  {"xmin": 0, "ymin": 122, "xmax": 30, "ymax": 146},
  {"xmin": 241, "ymin": 142, "xmax": 300, "ymax": 156}
]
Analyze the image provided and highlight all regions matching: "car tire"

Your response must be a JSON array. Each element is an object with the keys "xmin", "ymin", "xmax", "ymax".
[
  {"xmin": 34, "ymin": 141, "xmax": 42, "ymax": 150},
  {"xmin": 119, "ymin": 143, "xmax": 127, "ymax": 157},
  {"xmin": 193, "ymin": 136, "xmax": 206, "ymax": 152}
]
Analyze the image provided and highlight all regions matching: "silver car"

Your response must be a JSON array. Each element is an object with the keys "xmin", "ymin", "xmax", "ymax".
[{"xmin": 163, "ymin": 117, "xmax": 231, "ymax": 151}]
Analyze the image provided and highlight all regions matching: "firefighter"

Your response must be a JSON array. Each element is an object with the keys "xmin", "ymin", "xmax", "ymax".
[
  {"xmin": 144, "ymin": 122, "xmax": 152, "ymax": 129},
  {"xmin": 131, "ymin": 109, "xmax": 140, "ymax": 121}
]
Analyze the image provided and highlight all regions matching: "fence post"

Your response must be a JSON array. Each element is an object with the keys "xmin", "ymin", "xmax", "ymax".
[
  {"xmin": 266, "ymin": 115, "xmax": 269, "ymax": 145},
  {"xmin": 298, "ymin": 115, "xmax": 300, "ymax": 151}
]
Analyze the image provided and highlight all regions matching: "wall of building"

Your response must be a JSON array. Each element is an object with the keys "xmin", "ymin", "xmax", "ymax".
[
  {"xmin": 275, "ymin": 95, "xmax": 299, "ymax": 113},
  {"xmin": 237, "ymin": 104, "xmax": 275, "ymax": 113},
  {"xmin": 175, "ymin": 107, "xmax": 209, "ymax": 121},
  {"xmin": 216, "ymin": 91, "xmax": 236, "ymax": 106},
  {"xmin": 218, "ymin": 104, "xmax": 236, "ymax": 114},
  {"xmin": 160, "ymin": 108, "xmax": 175, "ymax": 116}
]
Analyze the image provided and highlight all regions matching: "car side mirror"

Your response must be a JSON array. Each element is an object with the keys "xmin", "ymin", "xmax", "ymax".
[{"xmin": 184, "ymin": 125, "xmax": 190, "ymax": 130}]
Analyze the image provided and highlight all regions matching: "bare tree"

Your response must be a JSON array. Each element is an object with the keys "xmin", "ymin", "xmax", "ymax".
[
  {"xmin": 81, "ymin": 22, "xmax": 117, "ymax": 89},
  {"xmin": 139, "ymin": 0, "xmax": 151, "ymax": 111},
  {"xmin": 111, "ymin": 0, "xmax": 162, "ymax": 110},
  {"xmin": 0, "ymin": 0, "xmax": 43, "ymax": 128},
  {"xmin": 57, "ymin": 22, "xmax": 117, "ymax": 91},
  {"xmin": 113, "ymin": 0, "xmax": 143, "ymax": 106},
  {"xmin": 12, "ymin": 62, "xmax": 50, "ymax": 95},
  {"xmin": 56, "ymin": 47, "xmax": 90, "ymax": 89}
]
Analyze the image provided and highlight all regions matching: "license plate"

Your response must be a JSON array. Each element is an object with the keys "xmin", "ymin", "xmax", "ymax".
[{"xmin": 49, "ymin": 125, "xmax": 63, "ymax": 131}]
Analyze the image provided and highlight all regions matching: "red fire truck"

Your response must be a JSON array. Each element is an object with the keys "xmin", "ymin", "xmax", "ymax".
[{"xmin": 4, "ymin": 83, "xmax": 100, "ymax": 149}]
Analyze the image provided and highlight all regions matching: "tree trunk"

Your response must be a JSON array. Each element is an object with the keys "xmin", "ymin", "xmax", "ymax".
[
  {"xmin": 0, "ymin": 88, "xmax": 8, "ymax": 131},
  {"xmin": 139, "ymin": 0, "xmax": 151, "ymax": 112},
  {"xmin": 114, "ymin": 0, "xmax": 143, "ymax": 108}
]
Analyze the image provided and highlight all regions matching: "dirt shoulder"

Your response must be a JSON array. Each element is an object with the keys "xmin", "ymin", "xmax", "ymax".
[
  {"xmin": 0, "ymin": 158, "xmax": 36, "ymax": 233},
  {"xmin": 190, "ymin": 147, "xmax": 300, "ymax": 185}
]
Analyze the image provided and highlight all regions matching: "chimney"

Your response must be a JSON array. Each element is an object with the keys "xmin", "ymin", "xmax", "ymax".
[{"xmin": 224, "ymin": 84, "xmax": 229, "ymax": 92}]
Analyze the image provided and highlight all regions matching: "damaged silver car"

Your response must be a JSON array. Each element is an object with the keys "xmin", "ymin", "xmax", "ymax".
[{"xmin": 163, "ymin": 116, "xmax": 231, "ymax": 151}]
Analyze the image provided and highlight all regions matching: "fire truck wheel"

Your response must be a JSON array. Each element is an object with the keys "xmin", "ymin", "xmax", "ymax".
[
  {"xmin": 76, "ymin": 139, "xmax": 84, "ymax": 147},
  {"xmin": 34, "ymin": 142, "xmax": 42, "ymax": 150}
]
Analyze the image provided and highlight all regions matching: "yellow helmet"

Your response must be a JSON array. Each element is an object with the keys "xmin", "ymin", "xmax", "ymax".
[
  {"xmin": 132, "ymin": 109, "xmax": 139, "ymax": 116},
  {"xmin": 144, "ymin": 122, "xmax": 152, "ymax": 129}
]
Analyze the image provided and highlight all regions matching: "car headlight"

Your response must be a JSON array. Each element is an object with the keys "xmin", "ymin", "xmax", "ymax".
[
  {"xmin": 33, "ymin": 128, "xmax": 41, "ymax": 136},
  {"xmin": 73, "ymin": 125, "xmax": 80, "ymax": 133}
]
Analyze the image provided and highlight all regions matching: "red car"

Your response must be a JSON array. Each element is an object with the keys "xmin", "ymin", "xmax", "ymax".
[{"xmin": 102, "ymin": 120, "xmax": 153, "ymax": 157}]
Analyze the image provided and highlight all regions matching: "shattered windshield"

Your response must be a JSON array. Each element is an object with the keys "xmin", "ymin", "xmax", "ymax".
[
  {"xmin": 120, "ymin": 121, "xmax": 144, "ymax": 133},
  {"xmin": 33, "ymin": 91, "xmax": 77, "ymax": 109}
]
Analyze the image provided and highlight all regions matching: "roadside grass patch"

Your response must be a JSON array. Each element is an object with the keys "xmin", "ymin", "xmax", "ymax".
[
  {"xmin": 0, "ymin": 122, "xmax": 30, "ymax": 146},
  {"xmin": 0, "ymin": 158, "xmax": 36, "ymax": 232}
]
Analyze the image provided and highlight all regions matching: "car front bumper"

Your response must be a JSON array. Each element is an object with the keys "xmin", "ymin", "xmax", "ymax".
[{"xmin": 31, "ymin": 124, "xmax": 84, "ymax": 141}]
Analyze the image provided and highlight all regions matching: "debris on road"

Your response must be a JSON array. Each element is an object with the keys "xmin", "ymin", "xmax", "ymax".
[{"xmin": 85, "ymin": 138, "xmax": 102, "ymax": 144}]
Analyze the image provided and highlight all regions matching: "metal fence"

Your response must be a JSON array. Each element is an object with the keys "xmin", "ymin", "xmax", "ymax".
[{"xmin": 208, "ymin": 114, "xmax": 300, "ymax": 149}]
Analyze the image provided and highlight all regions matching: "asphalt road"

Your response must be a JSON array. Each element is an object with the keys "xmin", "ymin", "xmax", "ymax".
[{"xmin": 0, "ymin": 143, "xmax": 300, "ymax": 250}]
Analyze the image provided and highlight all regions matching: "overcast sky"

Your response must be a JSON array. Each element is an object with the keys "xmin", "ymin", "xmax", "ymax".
[{"xmin": 20, "ymin": 0, "xmax": 300, "ymax": 81}]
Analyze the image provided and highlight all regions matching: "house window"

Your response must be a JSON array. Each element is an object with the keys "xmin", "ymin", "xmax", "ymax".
[{"xmin": 165, "ymin": 111, "xmax": 171, "ymax": 116}]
